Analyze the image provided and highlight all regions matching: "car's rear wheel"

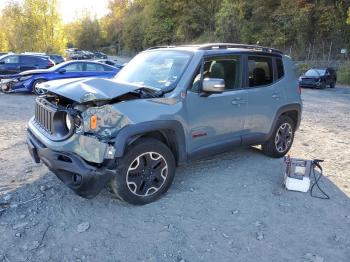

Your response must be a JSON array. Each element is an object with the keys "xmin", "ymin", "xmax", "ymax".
[
  {"xmin": 32, "ymin": 79, "xmax": 47, "ymax": 95},
  {"xmin": 262, "ymin": 115, "xmax": 295, "ymax": 158},
  {"xmin": 110, "ymin": 138, "xmax": 176, "ymax": 205}
]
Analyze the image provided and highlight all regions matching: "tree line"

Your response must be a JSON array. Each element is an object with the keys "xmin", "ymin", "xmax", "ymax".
[{"xmin": 1, "ymin": 0, "xmax": 350, "ymax": 60}]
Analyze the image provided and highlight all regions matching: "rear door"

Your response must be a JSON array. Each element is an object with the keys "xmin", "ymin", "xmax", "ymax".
[
  {"xmin": 19, "ymin": 56, "xmax": 40, "ymax": 71},
  {"xmin": 0, "ymin": 55, "xmax": 20, "ymax": 74},
  {"xmin": 242, "ymin": 55, "xmax": 286, "ymax": 143},
  {"xmin": 186, "ymin": 54, "xmax": 247, "ymax": 156}
]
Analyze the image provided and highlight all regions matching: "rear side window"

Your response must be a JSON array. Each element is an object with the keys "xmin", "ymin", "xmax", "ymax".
[
  {"xmin": 276, "ymin": 58, "xmax": 284, "ymax": 79},
  {"xmin": 103, "ymin": 64, "xmax": 114, "ymax": 71},
  {"xmin": 248, "ymin": 56, "xmax": 273, "ymax": 87},
  {"xmin": 86, "ymin": 63, "xmax": 105, "ymax": 72},
  {"xmin": 34, "ymin": 57, "xmax": 47, "ymax": 64},
  {"xmin": 20, "ymin": 56, "xmax": 46, "ymax": 64},
  {"xmin": 20, "ymin": 56, "xmax": 35, "ymax": 64}
]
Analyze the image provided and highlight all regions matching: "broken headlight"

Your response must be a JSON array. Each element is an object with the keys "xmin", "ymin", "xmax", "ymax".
[
  {"xmin": 65, "ymin": 113, "xmax": 73, "ymax": 131},
  {"xmin": 81, "ymin": 105, "xmax": 129, "ymax": 138}
]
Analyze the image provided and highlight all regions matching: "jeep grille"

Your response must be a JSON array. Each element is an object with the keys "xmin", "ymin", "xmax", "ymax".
[{"xmin": 34, "ymin": 99, "xmax": 56, "ymax": 134}]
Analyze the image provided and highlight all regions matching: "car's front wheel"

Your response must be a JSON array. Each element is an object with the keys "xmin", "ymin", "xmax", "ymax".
[
  {"xmin": 32, "ymin": 79, "xmax": 47, "ymax": 95},
  {"xmin": 110, "ymin": 138, "xmax": 176, "ymax": 205},
  {"xmin": 262, "ymin": 115, "xmax": 295, "ymax": 158}
]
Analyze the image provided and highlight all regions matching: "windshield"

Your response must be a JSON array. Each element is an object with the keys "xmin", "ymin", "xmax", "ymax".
[
  {"xmin": 305, "ymin": 69, "xmax": 325, "ymax": 77},
  {"xmin": 115, "ymin": 50, "xmax": 192, "ymax": 90}
]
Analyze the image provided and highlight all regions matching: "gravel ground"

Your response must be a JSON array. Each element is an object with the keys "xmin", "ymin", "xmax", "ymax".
[{"xmin": 0, "ymin": 87, "xmax": 349, "ymax": 262}]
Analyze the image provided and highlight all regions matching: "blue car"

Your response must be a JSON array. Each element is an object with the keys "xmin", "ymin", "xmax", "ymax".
[{"xmin": 0, "ymin": 60, "xmax": 122, "ymax": 94}]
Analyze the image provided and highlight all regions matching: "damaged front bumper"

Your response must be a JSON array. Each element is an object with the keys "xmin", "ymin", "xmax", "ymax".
[
  {"xmin": 27, "ymin": 119, "xmax": 116, "ymax": 198},
  {"xmin": 0, "ymin": 78, "xmax": 31, "ymax": 93}
]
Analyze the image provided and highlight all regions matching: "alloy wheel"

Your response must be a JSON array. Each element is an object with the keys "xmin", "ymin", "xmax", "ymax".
[
  {"xmin": 274, "ymin": 122, "xmax": 293, "ymax": 153},
  {"xmin": 126, "ymin": 152, "xmax": 168, "ymax": 197},
  {"xmin": 34, "ymin": 81, "xmax": 46, "ymax": 95}
]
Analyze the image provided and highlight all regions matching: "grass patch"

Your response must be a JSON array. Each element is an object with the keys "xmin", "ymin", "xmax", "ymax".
[{"xmin": 337, "ymin": 62, "xmax": 350, "ymax": 85}]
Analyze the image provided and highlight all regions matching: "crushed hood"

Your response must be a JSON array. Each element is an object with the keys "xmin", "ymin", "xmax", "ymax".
[{"xmin": 41, "ymin": 77, "xmax": 152, "ymax": 103}]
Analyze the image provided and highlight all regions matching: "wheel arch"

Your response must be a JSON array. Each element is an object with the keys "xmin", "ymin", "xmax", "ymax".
[
  {"xmin": 31, "ymin": 77, "xmax": 47, "ymax": 90},
  {"xmin": 113, "ymin": 120, "xmax": 187, "ymax": 165},
  {"xmin": 266, "ymin": 103, "xmax": 302, "ymax": 141}
]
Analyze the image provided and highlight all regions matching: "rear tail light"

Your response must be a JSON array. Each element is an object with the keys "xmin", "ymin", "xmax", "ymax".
[{"xmin": 48, "ymin": 60, "xmax": 55, "ymax": 67}]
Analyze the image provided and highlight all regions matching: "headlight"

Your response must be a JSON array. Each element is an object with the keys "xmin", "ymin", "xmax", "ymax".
[
  {"xmin": 19, "ymin": 75, "xmax": 32, "ymax": 81},
  {"xmin": 65, "ymin": 113, "xmax": 73, "ymax": 130}
]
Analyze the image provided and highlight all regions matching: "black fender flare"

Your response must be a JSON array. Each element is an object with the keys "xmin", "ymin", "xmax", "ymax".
[
  {"xmin": 112, "ymin": 120, "xmax": 187, "ymax": 163},
  {"xmin": 266, "ymin": 103, "xmax": 302, "ymax": 140}
]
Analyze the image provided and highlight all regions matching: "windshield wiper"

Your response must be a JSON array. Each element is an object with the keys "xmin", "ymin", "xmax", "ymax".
[{"xmin": 154, "ymin": 84, "xmax": 176, "ymax": 97}]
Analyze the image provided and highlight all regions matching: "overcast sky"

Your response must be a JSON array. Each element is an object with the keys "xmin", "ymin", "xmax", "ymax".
[{"xmin": 0, "ymin": 0, "xmax": 110, "ymax": 23}]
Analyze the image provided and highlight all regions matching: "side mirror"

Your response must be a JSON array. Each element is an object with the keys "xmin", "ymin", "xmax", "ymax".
[
  {"xmin": 202, "ymin": 78, "xmax": 225, "ymax": 94},
  {"xmin": 58, "ymin": 68, "xmax": 66, "ymax": 74}
]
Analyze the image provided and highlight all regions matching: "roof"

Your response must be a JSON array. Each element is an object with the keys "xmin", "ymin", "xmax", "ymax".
[{"xmin": 146, "ymin": 43, "xmax": 284, "ymax": 56}]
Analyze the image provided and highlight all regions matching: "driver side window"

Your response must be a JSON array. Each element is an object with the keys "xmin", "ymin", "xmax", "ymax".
[
  {"xmin": 3, "ymin": 55, "xmax": 19, "ymax": 64},
  {"xmin": 191, "ymin": 56, "xmax": 241, "ymax": 92}
]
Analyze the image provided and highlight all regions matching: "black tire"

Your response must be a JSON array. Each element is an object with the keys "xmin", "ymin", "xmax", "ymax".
[
  {"xmin": 110, "ymin": 138, "xmax": 176, "ymax": 205},
  {"xmin": 32, "ymin": 79, "xmax": 47, "ymax": 95},
  {"xmin": 319, "ymin": 81, "xmax": 326, "ymax": 89},
  {"xmin": 330, "ymin": 81, "xmax": 335, "ymax": 88},
  {"xmin": 262, "ymin": 115, "xmax": 295, "ymax": 158}
]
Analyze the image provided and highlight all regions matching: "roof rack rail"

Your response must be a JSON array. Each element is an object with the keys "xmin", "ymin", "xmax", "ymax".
[
  {"xmin": 146, "ymin": 46, "xmax": 176, "ymax": 50},
  {"xmin": 198, "ymin": 43, "xmax": 284, "ymax": 54}
]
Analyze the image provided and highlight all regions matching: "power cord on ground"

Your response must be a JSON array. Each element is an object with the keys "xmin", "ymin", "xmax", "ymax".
[{"xmin": 310, "ymin": 159, "xmax": 330, "ymax": 200}]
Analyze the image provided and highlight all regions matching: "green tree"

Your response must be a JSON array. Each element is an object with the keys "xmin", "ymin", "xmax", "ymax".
[
  {"xmin": 142, "ymin": 0, "xmax": 177, "ymax": 47},
  {"xmin": 0, "ymin": 0, "xmax": 66, "ymax": 53}
]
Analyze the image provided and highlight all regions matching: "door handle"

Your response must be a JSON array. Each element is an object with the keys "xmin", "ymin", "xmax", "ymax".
[{"xmin": 272, "ymin": 93, "xmax": 280, "ymax": 100}]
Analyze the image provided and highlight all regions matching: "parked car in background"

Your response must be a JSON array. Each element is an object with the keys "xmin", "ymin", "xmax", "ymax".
[
  {"xmin": 94, "ymin": 59, "xmax": 122, "ymax": 69},
  {"xmin": 68, "ymin": 50, "xmax": 93, "ymax": 60},
  {"xmin": 0, "ymin": 54, "xmax": 54, "ymax": 77},
  {"xmin": 94, "ymin": 51, "xmax": 108, "ymax": 59},
  {"xmin": 82, "ymin": 50, "xmax": 95, "ymax": 59},
  {"xmin": 0, "ymin": 60, "xmax": 120, "ymax": 94},
  {"xmin": 48, "ymin": 54, "xmax": 65, "ymax": 64},
  {"xmin": 299, "ymin": 67, "xmax": 337, "ymax": 88}
]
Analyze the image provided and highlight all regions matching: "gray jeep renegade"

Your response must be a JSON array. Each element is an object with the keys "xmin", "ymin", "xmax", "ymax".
[{"xmin": 27, "ymin": 43, "xmax": 302, "ymax": 205}]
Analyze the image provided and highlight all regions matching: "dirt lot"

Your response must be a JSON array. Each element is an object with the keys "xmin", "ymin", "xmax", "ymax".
[{"xmin": 0, "ymin": 87, "xmax": 349, "ymax": 262}]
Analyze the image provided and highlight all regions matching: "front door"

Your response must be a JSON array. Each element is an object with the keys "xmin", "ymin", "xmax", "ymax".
[
  {"xmin": 57, "ymin": 62, "xmax": 85, "ymax": 79},
  {"xmin": 185, "ymin": 55, "xmax": 247, "ymax": 156},
  {"xmin": 0, "ymin": 55, "xmax": 20, "ymax": 75}
]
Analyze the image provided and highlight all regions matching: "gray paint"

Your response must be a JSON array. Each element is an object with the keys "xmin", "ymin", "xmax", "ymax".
[{"xmin": 28, "ymin": 46, "xmax": 302, "ymax": 164}]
